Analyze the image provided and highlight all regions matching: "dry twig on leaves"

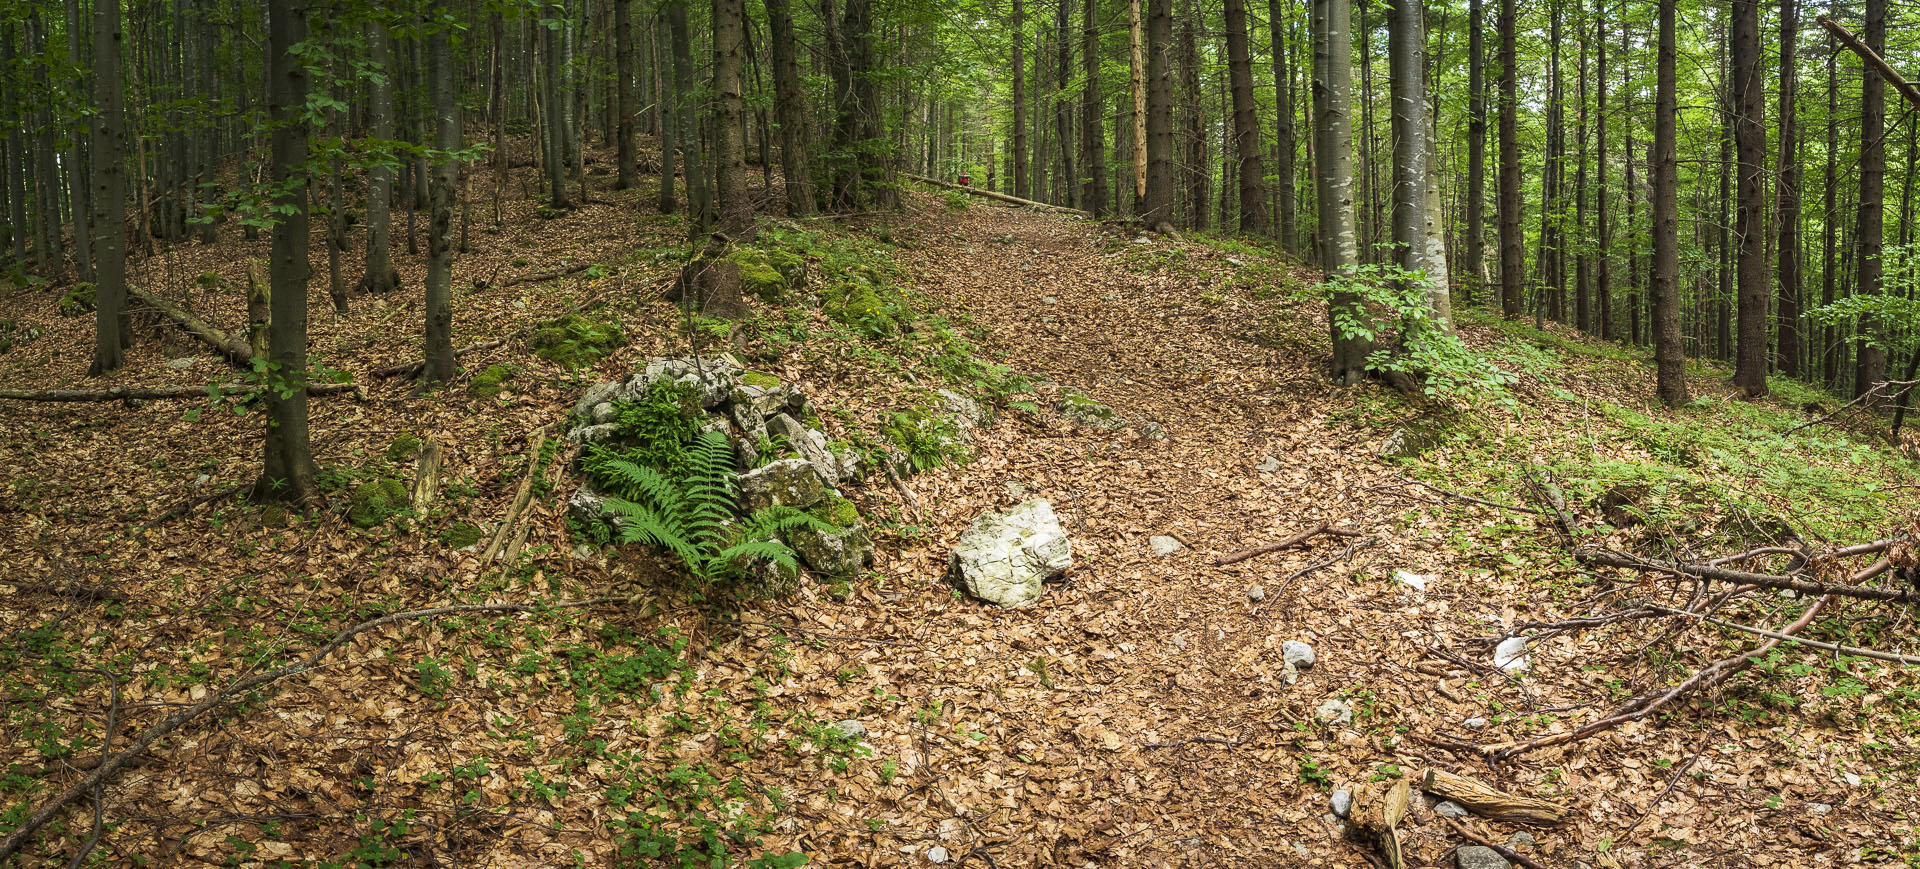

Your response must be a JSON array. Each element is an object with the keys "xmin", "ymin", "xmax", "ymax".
[
  {"xmin": 1784, "ymin": 378, "xmax": 1920, "ymax": 434},
  {"xmin": 1432, "ymin": 814, "xmax": 1549, "ymax": 869},
  {"xmin": 482, "ymin": 427, "xmax": 549, "ymax": 564},
  {"xmin": 1214, "ymin": 523, "xmax": 1365, "ymax": 566}
]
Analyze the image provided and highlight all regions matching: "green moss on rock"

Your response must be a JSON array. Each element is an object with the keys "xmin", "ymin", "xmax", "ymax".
[
  {"xmin": 531, "ymin": 314, "xmax": 626, "ymax": 369},
  {"xmin": 59, "ymin": 284, "xmax": 95, "ymax": 317},
  {"xmin": 468, "ymin": 364, "xmax": 516, "ymax": 398},
  {"xmin": 439, "ymin": 521, "xmax": 483, "ymax": 549},
  {"xmin": 741, "ymin": 370, "xmax": 781, "ymax": 389},
  {"xmin": 386, "ymin": 433, "xmax": 423, "ymax": 463},
  {"xmin": 347, "ymin": 477, "xmax": 411, "ymax": 528},
  {"xmin": 812, "ymin": 494, "xmax": 861, "ymax": 528}
]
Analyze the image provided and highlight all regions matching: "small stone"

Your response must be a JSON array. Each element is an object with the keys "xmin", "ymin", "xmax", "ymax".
[
  {"xmin": 1226, "ymin": 257, "xmax": 1245, "ymax": 266},
  {"xmin": 1005, "ymin": 481, "xmax": 1029, "ymax": 499},
  {"xmin": 833, "ymin": 719, "xmax": 867, "ymax": 739},
  {"xmin": 1283, "ymin": 641, "xmax": 1316, "ymax": 670},
  {"xmin": 164, "ymin": 357, "xmax": 195, "ymax": 370},
  {"xmin": 1807, "ymin": 803, "xmax": 1833, "ymax": 815},
  {"xmin": 1456, "ymin": 844, "xmax": 1511, "ymax": 869},
  {"xmin": 1462, "ymin": 717, "xmax": 1488, "ymax": 730},
  {"xmin": 193, "ymin": 473, "xmax": 211, "ymax": 488},
  {"xmin": 1493, "ymin": 637, "xmax": 1530, "ymax": 672},
  {"xmin": 566, "ymin": 423, "xmax": 620, "ymax": 445},
  {"xmin": 1293, "ymin": 842, "xmax": 1311, "ymax": 859},
  {"xmin": 1844, "ymin": 772, "xmax": 1862, "ymax": 787},
  {"xmin": 1149, "ymin": 535, "xmax": 1183, "ymax": 556},
  {"xmin": 1315, "ymin": 698, "xmax": 1353, "ymax": 725},
  {"xmin": 1131, "ymin": 236, "xmax": 1152, "ymax": 245},
  {"xmin": 567, "ymin": 486, "xmax": 612, "ymax": 526},
  {"xmin": 1043, "ymin": 296, "xmax": 1059, "ymax": 304},
  {"xmin": 1330, "ymin": 789, "xmax": 1353, "ymax": 818},
  {"xmin": 925, "ymin": 846, "xmax": 950, "ymax": 864},
  {"xmin": 1256, "ymin": 456, "xmax": 1282, "ymax": 473},
  {"xmin": 1171, "ymin": 635, "xmax": 1187, "ymax": 651},
  {"xmin": 1506, "ymin": 830, "xmax": 1535, "ymax": 848},
  {"xmin": 571, "ymin": 543, "xmax": 597, "ymax": 560},
  {"xmin": 1433, "ymin": 800, "xmax": 1469, "ymax": 818},
  {"xmin": 1247, "ymin": 585, "xmax": 1267, "ymax": 602},
  {"xmin": 590, "ymin": 401, "xmax": 617, "ymax": 424},
  {"xmin": 947, "ymin": 499, "xmax": 1073, "ymax": 607}
]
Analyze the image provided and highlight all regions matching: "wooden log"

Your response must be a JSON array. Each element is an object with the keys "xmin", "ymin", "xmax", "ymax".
[
  {"xmin": 482, "ymin": 427, "xmax": 548, "ymax": 564},
  {"xmin": 1421, "ymin": 767, "xmax": 1570, "ymax": 826},
  {"xmin": 127, "ymin": 285, "xmax": 252, "ymax": 366},
  {"xmin": 0, "ymin": 382, "xmax": 364, "ymax": 403},
  {"xmin": 412, "ymin": 439, "xmax": 444, "ymax": 508},
  {"xmin": 1348, "ymin": 778, "xmax": 1410, "ymax": 869},
  {"xmin": 903, "ymin": 173, "xmax": 1091, "ymax": 214}
]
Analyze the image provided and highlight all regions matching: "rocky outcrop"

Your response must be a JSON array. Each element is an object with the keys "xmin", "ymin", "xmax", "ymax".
[
  {"xmin": 948, "ymin": 499, "xmax": 1073, "ymax": 607},
  {"xmin": 789, "ymin": 520, "xmax": 875, "ymax": 578},
  {"xmin": 737, "ymin": 459, "xmax": 830, "ymax": 511}
]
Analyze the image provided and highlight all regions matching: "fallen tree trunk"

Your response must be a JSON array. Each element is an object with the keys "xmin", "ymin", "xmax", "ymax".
[
  {"xmin": 0, "ymin": 382, "xmax": 364, "ymax": 402},
  {"xmin": 126, "ymin": 285, "xmax": 252, "ymax": 367},
  {"xmin": 904, "ymin": 173, "xmax": 1090, "ymax": 215}
]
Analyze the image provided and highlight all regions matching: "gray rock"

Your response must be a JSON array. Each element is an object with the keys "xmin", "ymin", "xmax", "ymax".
[
  {"xmin": 1807, "ymin": 803, "xmax": 1833, "ymax": 815},
  {"xmin": 1057, "ymin": 388, "xmax": 1126, "ymax": 430},
  {"xmin": 164, "ymin": 357, "xmax": 195, "ymax": 370},
  {"xmin": 1256, "ymin": 456, "xmax": 1282, "ymax": 473},
  {"xmin": 641, "ymin": 357, "xmax": 740, "ymax": 408},
  {"xmin": 193, "ymin": 473, "xmax": 211, "ymax": 488},
  {"xmin": 1135, "ymin": 420, "xmax": 1167, "ymax": 440},
  {"xmin": 737, "ymin": 459, "xmax": 830, "ymax": 512},
  {"xmin": 733, "ymin": 436, "xmax": 761, "ymax": 470},
  {"xmin": 1493, "ymin": 637, "xmax": 1530, "ymax": 672},
  {"xmin": 1247, "ymin": 585, "xmax": 1267, "ymax": 602},
  {"xmin": 1462, "ymin": 717, "xmax": 1489, "ymax": 730},
  {"xmin": 1171, "ymin": 635, "xmax": 1188, "ymax": 651},
  {"xmin": 566, "ymin": 423, "xmax": 620, "ymax": 445},
  {"xmin": 1314, "ymin": 699, "xmax": 1354, "ymax": 725},
  {"xmin": 835, "ymin": 448, "xmax": 864, "ymax": 485},
  {"xmin": 789, "ymin": 521, "xmax": 875, "ymax": 578},
  {"xmin": 1506, "ymin": 830, "xmax": 1535, "ymax": 848},
  {"xmin": 589, "ymin": 401, "xmax": 618, "ymax": 425},
  {"xmin": 1330, "ymin": 790, "xmax": 1353, "ymax": 818},
  {"xmin": 1433, "ymin": 800, "xmax": 1469, "ymax": 818},
  {"xmin": 925, "ymin": 845, "xmax": 950, "ymax": 864},
  {"xmin": 1456, "ymin": 845, "xmax": 1510, "ymax": 869},
  {"xmin": 571, "ymin": 380, "xmax": 623, "ymax": 419},
  {"xmin": 1377, "ymin": 429, "xmax": 1410, "ymax": 460},
  {"xmin": 568, "ymin": 486, "xmax": 612, "ymax": 526},
  {"xmin": 937, "ymin": 389, "xmax": 991, "ymax": 444},
  {"xmin": 1131, "ymin": 236, "xmax": 1152, "ymax": 245},
  {"xmin": 735, "ymin": 546, "xmax": 801, "ymax": 598},
  {"xmin": 833, "ymin": 719, "xmax": 867, "ymax": 739},
  {"xmin": 948, "ymin": 499, "xmax": 1072, "ymax": 607},
  {"xmin": 730, "ymin": 400, "xmax": 770, "ymax": 444},
  {"xmin": 1845, "ymin": 772, "xmax": 1863, "ymax": 787},
  {"xmin": 1149, "ymin": 535, "xmax": 1183, "ymax": 556},
  {"xmin": 1283, "ymin": 641, "xmax": 1316, "ymax": 670},
  {"xmin": 767, "ymin": 413, "xmax": 841, "ymax": 487}
]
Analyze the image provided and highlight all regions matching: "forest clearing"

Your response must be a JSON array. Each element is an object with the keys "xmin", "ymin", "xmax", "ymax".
[{"xmin": 4, "ymin": 0, "xmax": 1920, "ymax": 867}]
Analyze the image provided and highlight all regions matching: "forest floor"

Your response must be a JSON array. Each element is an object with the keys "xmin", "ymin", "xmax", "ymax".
[{"xmin": 2, "ymin": 159, "xmax": 1919, "ymax": 868}]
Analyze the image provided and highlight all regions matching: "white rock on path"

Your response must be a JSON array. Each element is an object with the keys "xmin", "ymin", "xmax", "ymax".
[
  {"xmin": 1456, "ymin": 845, "xmax": 1510, "ymax": 869},
  {"xmin": 1283, "ymin": 641, "xmax": 1316, "ymax": 670},
  {"xmin": 1394, "ymin": 569, "xmax": 1431, "ymax": 592},
  {"xmin": 948, "ymin": 499, "xmax": 1072, "ymax": 607},
  {"xmin": 1493, "ymin": 637, "xmax": 1530, "ymax": 672},
  {"xmin": 1314, "ymin": 698, "xmax": 1354, "ymax": 725},
  {"xmin": 1149, "ymin": 535, "xmax": 1183, "ymax": 556}
]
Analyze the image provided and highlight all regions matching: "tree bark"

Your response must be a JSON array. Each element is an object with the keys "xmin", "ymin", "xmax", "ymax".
[
  {"xmin": 1652, "ymin": 0, "xmax": 1690, "ymax": 406},
  {"xmin": 256, "ymin": 0, "xmax": 318, "ymax": 503},
  {"xmin": 613, "ymin": 0, "xmax": 637, "ymax": 189},
  {"xmin": 1178, "ymin": 6, "xmax": 1207, "ymax": 230},
  {"xmin": 1055, "ymin": 0, "xmax": 1077, "ymax": 210},
  {"xmin": 1226, "ymin": 0, "xmax": 1268, "ymax": 235},
  {"xmin": 545, "ymin": 3, "xmax": 573, "ymax": 211},
  {"xmin": 1014, "ymin": 0, "xmax": 1030, "ymax": 201},
  {"xmin": 1081, "ymin": 0, "xmax": 1107, "ymax": 218},
  {"xmin": 358, "ymin": 23, "xmax": 400, "ymax": 295},
  {"xmin": 1143, "ymin": 0, "xmax": 1176, "ymax": 231},
  {"xmin": 422, "ymin": 7, "xmax": 458, "ymax": 386},
  {"xmin": 1465, "ymin": 0, "xmax": 1485, "ymax": 304},
  {"xmin": 1317, "ymin": 0, "xmax": 1367, "ymax": 383},
  {"xmin": 1130, "ymin": 0, "xmax": 1149, "ymax": 210},
  {"xmin": 1595, "ymin": 0, "xmax": 1611, "ymax": 340},
  {"xmin": 88, "ymin": 0, "xmax": 130, "ymax": 377},
  {"xmin": 656, "ymin": 11, "xmax": 678, "ymax": 214},
  {"xmin": 1271, "ymin": 0, "xmax": 1297, "ymax": 250},
  {"xmin": 1774, "ymin": 4, "xmax": 1799, "ymax": 379},
  {"xmin": 767, "ymin": 0, "xmax": 815, "ymax": 216},
  {"xmin": 1856, "ymin": 0, "xmax": 1889, "ymax": 397},
  {"xmin": 1731, "ymin": 0, "xmax": 1768, "ymax": 395},
  {"xmin": 712, "ymin": 0, "xmax": 752, "ymax": 239},
  {"xmin": 1496, "ymin": 0, "xmax": 1522, "ymax": 318}
]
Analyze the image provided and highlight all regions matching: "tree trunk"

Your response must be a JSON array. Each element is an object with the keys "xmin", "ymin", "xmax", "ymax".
[
  {"xmin": 1574, "ymin": 33, "xmax": 1590, "ymax": 334},
  {"xmin": 1271, "ymin": 0, "xmax": 1297, "ymax": 250},
  {"xmin": 422, "ymin": 8, "xmax": 458, "ymax": 386},
  {"xmin": 1496, "ymin": 0, "xmax": 1522, "ymax": 318},
  {"xmin": 1466, "ymin": 0, "xmax": 1486, "ymax": 305},
  {"xmin": 88, "ymin": 0, "xmax": 130, "ymax": 377},
  {"xmin": 1317, "ymin": 0, "xmax": 1367, "ymax": 383},
  {"xmin": 1179, "ymin": 5, "xmax": 1207, "ymax": 230},
  {"xmin": 256, "ymin": 0, "xmax": 318, "ymax": 503},
  {"xmin": 1055, "ymin": 0, "xmax": 1077, "ymax": 210},
  {"xmin": 1651, "ymin": 0, "xmax": 1690, "ymax": 406},
  {"xmin": 767, "ymin": 0, "xmax": 815, "ymax": 215},
  {"xmin": 360, "ymin": 23, "xmax": 400, "ymax": 294},
  {"xmin": 712, "ymin": 0, "xmax": 752, "ymax": 241},
  {"xmin": 656, "ymin": 11, "xmax": 678, "ymax": 214},
  {"xmin": 1731, "ymin": 0, "xmax": 1768, "ymax": 395},
  {"xmin": 545, "ymin": 3, "xmax": 573, "ymax": 210},
  {"xmin": 1856, "ymin": 0, "xmax": 1888, "ymax": 396},
  {"xmin": 1014, "ymin": 0, "xmax": 1029, "ymax": 201},
  {"xmin": 63, "ymin": 0, "xmax": 94, "ymax": 283},
  {"xmin": 614, "ymin": 0, "xmax": 637, "ymax": 189},
  {"xmin": 1595, "ymin": 0, "xmax": 1611, "ymax": 340},
  {"xmin": 1143, "ymin": 0, "xmax": 1175, "ymax": 231},
  {"xmin": 1081, "ymin": 0, "xmax": 1107, "ymax": 217},
  {"xmin": 1226, "ymin": 0, "xmax": 1268, "ymax": 235},
  {"xmin": 1776, "ymin": 0, "xmax": 1800, "ymax": 379},
  {"xmin": 1130, "ymin": 0, "xmax": 1149, "ymax": 210}
]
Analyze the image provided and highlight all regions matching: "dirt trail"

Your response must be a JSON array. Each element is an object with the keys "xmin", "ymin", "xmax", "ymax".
[{"xmin": 878, "ymin": 201, "xmax": 1470, "ymax": 865}]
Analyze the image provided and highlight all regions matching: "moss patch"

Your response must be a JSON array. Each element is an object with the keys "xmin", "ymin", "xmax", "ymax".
[
  {"xmin": 532, "ymin": 314, "xmax": 626, "ymax": 369},
  {"xmin": 58, "ymin": 284, "xmax": 95, "ymax": 317},
  {"xmin": 386, "ymin": 433, "xmax": 423, "ymax": 463},
  {"xmin": 439, "ymin": 521, "xmax": 483, "ymax": 549},
  {"xmin": 347, "ymin": 478, "xmax": 411, "ymax": 529},
  {"xmin": 741, "ymin": 370, "xmax": 781, "ymax": 389},
  {"xmin": 468, "ymin": 364, "xmax": 516, "ymax": 398},
  {"xmin": 811, "ymin": 494, "xmax": 861, "ymax": 529},
  {"xmin": 730, "ymin": 247, "xmax": 804, "ymax": 302}
]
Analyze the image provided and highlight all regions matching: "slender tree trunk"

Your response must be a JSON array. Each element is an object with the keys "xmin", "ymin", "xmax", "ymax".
[
  {"xmin": 422, "ymin": 9, "xmax": 458, "ymax": 386},
  {"xmin": 360, "ymin": 23, "xmax": 399, "ymax": 294},
  {"xmin": 1271, "ymin": 0, "xmax": 1297, "ymax": 250},
  {"xmin": 1055, "ymin": 0, "xmax": 1077, "ymax": 209},
  {"xmin": 767, "ymin": 0, "xmax": 815, "ymax": 215},
  {"xmin": 1130, "ymin": 0, "xmax": 1149, "ymax": 211},
  {"xmin": 89, "ymin": 0, "xmax": 130, "ymax": 377},
  {"xmin": 1857, "ymin": 0, "xmax": 1889, "ymax": 396},
  {"xmin": 1595, "ymin": 0, "xmax": 1611, "ymax": 340},
  {"xmin": 1731, "ymin": 0, "xmax": 1768, "ymax": 394},
  {"xmin": 1466, "ymin": 0, "xmax": 1486, "ymax": 305},
  {"xmin": 713, "ymin": 0, "xmax": 752, "ymax": 239},
  {"xmin": 614, "ymin": 0, "xmax": 637, "ymax": 189},
  {"xmin": 668, "ymin": 0, "xmax": 705, "ymax": 229},
  {"xmin": 1014, "ymin": 0, "xmax": 1029, "ymax": 201},
  {"xmin": 1081, "ymin": 0, "xmax": 1107, "ymax": 217},
  {"xmin": 545, "ymin": 3, "xmax": 573, "ymax": 210},
  {"xmin": 1652, "ymin": 0, "xmax": 1690, "ymax": 406},
  {"xmin": 1143, "ymin": 0, "xmax": 1176, "ymax": 231},
  {"xmin": 1823, "ymin": 34, "xmax": 1838, "ymax": 385},
  {"xmin": 1226, "ymin": 0, "xmax": 1268, "ymax": 235},
  {"xmin": 1575, "ymin": 33, "xmax": 1590, "ymax": 334},
  {"xmin": 1775, "ymin": 0, "xmax": 1800, "ymax": 379},
  {"xmin": 1318, "ymin": 0, "xmax": 1368, "ymax": 383},
  {"xmin": 656, "ymin": 11, "xmax": 678, "ymax": 214},
  {"xmin": 25, "ymin": 13, "xmax": 64, "ymax": 281},
  {"xmin": 256, "ymin": 0, "xmax": 318, "ymax": 503},
  {"xmin": 1179, "ymin": 5, "xmax": 1207, "ymax": 229},
  {"xmin": 491, "ymin": 12, "xmax": 506, "ymax": 225},
  {"xmin": 64, "ymin": 0, "xmax": 94, "ymax": 283},
  {"xmin": 1497, "ymin": 0, "xmax": 1522, "ymax": 317}
]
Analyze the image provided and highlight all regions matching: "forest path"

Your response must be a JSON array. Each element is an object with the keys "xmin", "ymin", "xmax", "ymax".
[{"xmin": 887, "ymin": 199, "xmax": 1462, "ymax": 865}]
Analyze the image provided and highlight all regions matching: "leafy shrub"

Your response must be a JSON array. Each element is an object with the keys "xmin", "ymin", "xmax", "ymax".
[
  {"xmin": 386, "ymin": 433, "xmax": 423, "ymax": 463},
  {"xmin": 582, "ymin": 379, "xmax": 706, "ymax": 484},
  {"xmin": 438, "ymin": 521, "xmax": 483, "ymax": 549},
  {"xmin": 884, "ymin": 409, "xmax": 964, "ymax": 472},
  {"xmin": 1316, "ymin": 263, "xmax": 1518, "ymax": 410},
  {"xmin": 943, "ymin": 190, "xmax": 970, "ymax": 212},
  {"xmin": 531, "ymin": 314, "xmax": 626, "ymax": 369},
  {"xmin": 347, "ymin": 477, "xmax": 411, "ymax": 528}
]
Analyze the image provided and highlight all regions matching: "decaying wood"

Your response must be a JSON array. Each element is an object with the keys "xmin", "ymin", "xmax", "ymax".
[
  {"xmin": 244, "ymin": 259, "xmax": 270, "ymax": 360},
  {"xmin": 0, "ymin": 382, "xmax": 364, "ymax": 403},
  {"xmin": 1579, "ymin": 544, "xmax": 1915, "ymax": 603},
  {"xmin": 127, "ymin": 285, "xmax": 252, "ymax": 366},
  {"xmin": 1420, "ymin": 768, "xmax": 1570, "ymax": 825},
  {"xmin": 904, "ymin": 173, "xmax": 1091, "ymax": 214},
  {"xmin": 1433, "ymin": 814, "xmax": 1550, "ymax": 869},
  {"xmin": 1347, "ymin": 778, "xmax": 1410, "ymax": 869},
  {"xmin": 482, "ymin": 427, "xmax": 547, "ymax": 564},
  {"xmin": 411, "ymin": 439, "xmax": 444, "ymax": 508},
  {"xmin": 1214, "ymin": 523, "xmax": 1365, "ymax": 566}
]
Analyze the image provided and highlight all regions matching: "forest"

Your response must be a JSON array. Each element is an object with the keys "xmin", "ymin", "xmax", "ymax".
[{"xmin": 3, "ymin": 0, "xmax": 1920, "ymax": 865}]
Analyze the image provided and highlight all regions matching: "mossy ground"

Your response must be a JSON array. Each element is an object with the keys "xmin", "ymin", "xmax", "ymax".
[{"xmin": 531, "ymin": 314, "xmax": 626, "ymax": 369}]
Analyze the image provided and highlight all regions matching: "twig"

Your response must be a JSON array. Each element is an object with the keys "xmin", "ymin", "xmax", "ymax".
[
  {"xmin": 1433, "ymin": 815, "xmax": 1549, "ymax": 869},
  {"xmin": 0, "ymin": 596, "xmax": 623, "ymax": 862},
  {"xmin": 1579, "ymin": 546, "xmax": 1914, "ymax": 603},
  {"xmin": 884, "ymin": 459, "xmax": 927, "ymax": 524},
  {"xmin": 1646, "ymin": 604, "xmax": 1920, "ymax": 666},
  {"xmin": 1783, "ymin": 375, "xmax": 1920, "ymax": 433},
  {"xmin": 146, "ymin": 482, "xmax": 248, "ymax": 525},
  {"xmin": 1143, "ymin": 727, "xmax": 1247, "ymax": 749},
  {"xmin": 483, "ymin": 428, "xmax": 549, "ymax": 564},
  {"xmin": 65, "ymin": 668, "xmax": 119, "ymax": 869},
  {"xmin": 1618, "ymin": 737, "xmax": 1710, "ymax": 839},
  {"xmin": 1214, "ymin": 523, "xmax": 1365, "ymax": 566},
  {"xmin": 1253, "ymin": 536, "xmax": 1377, "ymax": 616},
  {"xmin": 4, "ymin": 582, "xmax": 131, "ymax": 603}
]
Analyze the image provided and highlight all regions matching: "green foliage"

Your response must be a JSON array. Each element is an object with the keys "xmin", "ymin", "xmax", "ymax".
[
  {"xmin": 741, "ymin": 370, "xmax": 781, "ymax": 389},
  {"xmin": 438, "ymin": 521, "xmax": 482, "ymax": 549},
  {"xmin": 0, "ymin": 318, "xmax": 43, "ymax": 354},
  {"xmin": 468, "ymin": 364, "xmax": 516, "ymax": 398},
  {"xmin": 811, "ymin": 494, "xmax": 860, "ymax": 529},
  {"xmin": 1315, "ymin": 263, "xmax": 1519, "ymax": 410},
  {"xmin": 583, "ymin": 379, "xmax": 707, "ymax": 483},
  {"xmin": 386, "ymin": 433, "xmax": 422, "ymax": 463},
  {"xmin": 58, "ymin": 283, "xmax": 95, "ymax": 317},
  {"xmin": 730, "ymin": 245, "xmax": 807, "ymax": 302},
  {"xmin": 942, "ymin": 190, "xmax": 970, "ymax": 212},
  {"xmin": 347, "ymin": 477, "xmax": 411, "ymax": 529},
  {"xmin": 883, "ymin": 408, "xmax": 964, "ymax": 472},
  {"xmin": 532, "ymin": 314, "xmax": 627, "ymax": 369}
]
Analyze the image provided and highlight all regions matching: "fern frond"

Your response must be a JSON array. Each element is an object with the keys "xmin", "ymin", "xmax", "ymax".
[
  {"xmin": 739, "ymin": 505, "xmax": 838, "ymax": 540},
  {"xmin": 716, "ymin": 539, "xmax": 801, "ymax": 572},
  {"xmin": 592, "ymin": 454, "xmax": 686, "ymax": 509},
  {"xmin": 604, "ymin": 497, "xmax": 704, "ymax": 567}
]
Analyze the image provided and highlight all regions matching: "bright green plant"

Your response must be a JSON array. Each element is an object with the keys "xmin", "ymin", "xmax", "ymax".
[{"xmin": 1315, "ymin": 262, "xmax": 1519, "ymax": 410}]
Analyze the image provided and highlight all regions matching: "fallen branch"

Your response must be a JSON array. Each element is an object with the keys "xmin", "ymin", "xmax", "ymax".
[
  {"xmin": 1432, "ymin": 815, "xmax": 1549, "ymax": 869},
  {"xmin": 1143, "ymin": 727, "xmax": 1246, "ymax": 749},
  {"xmin": 127, "ymin": 285, "xmax": 252, "ymax": 367},
  {"xmin": 903, "ymin": 173, "xmax": 1090, "ymax": 214},
  {"xmin": 1618, "ymin": 737, "xmax": 1709, "ymax": 839},
  {"xmin": 2, "ymin": 582, "xmax": 130, "ymax": 602},
  {"xmin": 1420, "ymin": 767, "xmax": 1569, "ymax": 826},
  {"xmin": 1578, "ymin": 545, "xmax": 1914, "ymax": 603},
  {"xmin": 1783, "ymin": 373, "xmax": 1920, "ymax": 434},
  {"xmin": 1646, "ymin": 604, "xmax": 1920, "ymax": 666},
  {"xmin": 883, "ymin": 459, "xmax": 927, "ymax": 524},
  {"xmin": 0, "ymin": 596, "xmax": 623, "ymax": 863},
  {"xmin": 0, "ymin": 382, "xmax": 364, "ymax": 403},
  {"xmin": 1214, "ymin": 523, "xmax": 1365, "ymax": 566},
  {"xmin": 482, "ymin": 427, "xmax": 549, "ymax": 564}
]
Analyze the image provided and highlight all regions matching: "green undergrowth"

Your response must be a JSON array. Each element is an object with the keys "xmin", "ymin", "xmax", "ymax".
[{"xmin": 532, "ymin": 313, "xmax": 627, "ymax": 369}]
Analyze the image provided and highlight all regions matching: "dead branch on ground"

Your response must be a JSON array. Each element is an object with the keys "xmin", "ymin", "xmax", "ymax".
[{"xmin": 1214, "ymin": 523, "xmax": 1365, "ymax": 566}]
